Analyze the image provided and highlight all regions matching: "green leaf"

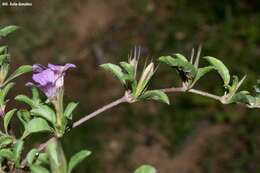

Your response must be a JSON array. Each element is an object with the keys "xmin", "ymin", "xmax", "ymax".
[
  {"xmin": 120, "ymin": 61, "xmax": 135, "ymax": 78},
  {"xmin": 204, "ymin": 56, "xmax": 230, "ymax": 86},
  {"xmin": 25, "ymin": 118, "xmax": 53, "ymax": 135},
  {"xmin": 4, "ymin": 65, "xmax": 32, "ymax": 85},
  {"xmin": 0, "ymin": 46, "xmax": 7, "ymax": 54},
  {"xmin": 15, "ymin": 95, "xmax": 35, "ymax": 107},
  {"xmin": 64, "ymin": 102, "xmax": 78, "ymax": 120},
  {"xmin": 0, "ymin": 25, "xmax": 19, "ymax": 37},
  {"xmin": 134, "ymin": 165, "xmax": 156, "ymax": 173},
  {"xmin": 192, "ymin": 66, "xmax": 214, "ymax": 85},
  {"xmin": 159, "ymin": 55, "xmax": 197, "ymax": 79},
  {"xmin": 0, "ymin": 82, "xmax": 15, "ymax": 104},
  {"xmin": 26, "ymin": 149, "xmax": 39, "ymax": 165},
  {"xmin": 140, "ymin": 90, "xmax": 170, "ymax": 104},
  {"xmin": 31, "ymin": 105, "xmax": 56, "ymax": 124},
  {"xmin": 35, "ymin": 153, "xmax": 49, "ymax": 165},
  {"xmin": 4, "ymin": 109, "xmax": 16, "ymax": 133},
  {"xmin": 32, "ymin": 87, "xmax": 40, "ymax": 101},
  {"xmin": 230, "ymin": 91, "xmax": 255, "ymax": 105},
  {"xmin": 13, "ymin": 140, "xmax": 24, "ymax": 165},
  {"xmin": 0, "ymin": 135, "xmax": 13, "ymax": 148},
  {"xmin": 174, "ymin": 53, "xmax": 188, "ymax": 62},
  {"xmin": 30, "ymin": 165, "xmax": 50, "ymax": 173},
  {"xmin": 17, "ymin": 110, "xmax": 31, "ymax": 129},
  {"xmin": 68, "ymin": 150, "xmax": 91, "ymax": 173},
  {"xmin": 100, "ymin": 63, "xmax": 125, "ymax": 85},
  {"xmin": 0, "ymin": 149, "xmax": 14, "ymax": 160}
]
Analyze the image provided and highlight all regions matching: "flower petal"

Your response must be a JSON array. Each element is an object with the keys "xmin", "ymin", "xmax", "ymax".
[
  {"xmin": 32, "ymin": 69, "xmax": 55, "ymax": 86},
  {"xmin": 32, "ymin": 64, "xmax": 46, "ymax": 73}
]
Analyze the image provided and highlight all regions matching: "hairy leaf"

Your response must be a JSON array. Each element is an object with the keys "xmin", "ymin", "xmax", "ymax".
[
  {"xmin": 4, "ymin": 65, "xmax": 32, "ymax": 85},
  {"xmin": 15, "ymin": 95, "xmax": 35, "ymax": 107},
  {"xmin": 25, "ymin": 118, "xmax": 53, "ymax": 135},
  {"xmin": 140, "ymin": 90, "xmax": 170, "ymax": 104},
  {"xmin": 30, "ymin": 165, "xmax": 50, "ymax": 173},
  {"xmin": 68, "ymin": 150, "xmax": 91, "ymax": 173},
  {"xmin": 192, "ymin": 66, "xmax": 214, "ymax": 85},
  {"xmin": 26, "ymin": 149, "xmax": 39, "ymax": 165},
  {"xmin": 4, "ymin": 109, "xmax": 16, "ymax": 133},
  {"xmin": 100, "ymin": 63, "xmax": 125, "ymax": 85},
  {"xmin": 64, "ymin": 102, "xmax": 78, "ymax": 120},
  {"xmin": 31, "ymin": 105, "xmax": 56, "ymax": 124},
  {"xmin": 0, "ymin": 25, "xmax": 19, "ymax": 37},
  {"xmin": 204, "ymin": 56, "xmax": 230, "ymax": 86},
  {"xmin": 134, "ymin": 165, "xmax": 156, "ymax": 173},
  {"xmin": 0, "ymin": 135, "xmax": 13, "ymax": 148}
]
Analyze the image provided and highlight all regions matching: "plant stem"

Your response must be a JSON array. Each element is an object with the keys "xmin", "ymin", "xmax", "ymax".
[
  {"xmin": 72, "ymin": 95, "xmax": 128, "ymax": 128},
  {"xmin": 188, "ymin": 89, "xmax": 222, "ymax": 101},
  {"xmin": 161, "ymin": 86, "xmax": 222, "ymax": 101}
]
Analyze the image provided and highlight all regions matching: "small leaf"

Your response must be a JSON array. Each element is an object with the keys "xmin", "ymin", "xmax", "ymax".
[
  {"xmin": 31, "ymin": 105, "xmax": 56, "ymax": 124},
  {"xmin": 192, "ymin": 66, "xmax": 214, "ymax": 86},
  {"xmin": 0, "ymin": 46, "xmax": 7, "ymax": 54},
  {"xmin": 0, "ymin": 25, "xmax": 19, "ymax": 37},
  {"xmin": 64, "ymin": 102, "xmax": 78, "ymax": 120},
  {"xmin": 17, "ymin": 110, "xmax": 31, "ymax": 129},
  {"xmin": 0, "ymin": 135, "xmax": 13, "ymax": 148},
  {"xmin": 174, "ymin": 53, "xmax": 188, "ymax": 62},
  {"xmin": 134, "ymin": 165, "xmax": 156, "ymax": 173},
  {"xmin": 159, "ymin": 55, "xmax": 197, "ymax": 79},
  {"xmin": 0, "ymin": 149, "xmax": 14, "ymax": 160},
  {"xmin": 26, "ymin": 149, "xmax": 39, "ymax": 165},
  {"xmin": 230, "ymin": 91, "xmax": 255, "ymax": 105},
  {"xmin": 140, "ymin": 90, "xmax": 170, "ymax": 104},
  {"xmin": 100, "ymin": 63, "xmax": 125, "ymax": 85},
  {"xmin": 30, "ymin": 165, "xmax": 50, "ymax": 173},
  {"xmin": 35, "ymin": 153, "xmax": 49, "ymax": 165},
  {"xmin": 13, "ymin": 140, "xmax": 24, "ymax": 165},
  {"xmin": 32, "ymin": 87, "xmax": 40, "ymax": 101},
  {"xmin": 15, "ymin": 95, "xmax": 35, "ymax": 107},
  {"xmin": 4, "ymin": 109, "xmax": 16, "ymax": 133},
  {"xmin": 4, "ymin": 65, "xmax": 32, "ymax": 85},
  {"xmin": 120, "ymin": 61, "xmax": 135, "ymax": 78},
  {"xmin": 25, "ymin": 118, "xmax": 53, "ymax": 135},
  {"xmin": 68, "ymin": 150, "xmax": 91, "ymax": 173},
  {"xmin": 204, "ymin": 56, "xmax": 230, "ymax": 86},
  {"xmin": 0, "ymin": 82, "xmax": 15, "ymax": 104}
]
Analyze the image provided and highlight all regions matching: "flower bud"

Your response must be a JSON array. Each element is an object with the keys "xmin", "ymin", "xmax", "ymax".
[{"xmin": 134, "ymin": 62, "xmax": 154, "ymax": 98}]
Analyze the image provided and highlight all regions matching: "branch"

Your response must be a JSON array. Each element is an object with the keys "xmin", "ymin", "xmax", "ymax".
[
  {"xmin": 72, "ymin": 94, "xmax": 129, "ymax": 128},
  {"xmin": 22, "ymin": 87, "xmax": 222, "ymax": 166},
  {"xmin": 161, "ymin": 86, "xmax": 222, "ymax": 101}
]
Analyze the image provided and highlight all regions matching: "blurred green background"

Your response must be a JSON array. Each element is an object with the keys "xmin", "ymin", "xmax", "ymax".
[{"xmin": 1, "ymin": 0, "xmax": 260, "ymax": 172}]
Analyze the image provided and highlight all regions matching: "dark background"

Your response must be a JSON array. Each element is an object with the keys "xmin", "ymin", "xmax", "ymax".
[{"xmin": 1, "ymin": 0, "xmax": 260, "ymax": 172}]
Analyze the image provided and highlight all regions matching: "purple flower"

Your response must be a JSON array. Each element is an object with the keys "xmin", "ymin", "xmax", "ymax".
[{"xmin": 28, "ymin": 63, "xmax": 76, "ymax": 98}]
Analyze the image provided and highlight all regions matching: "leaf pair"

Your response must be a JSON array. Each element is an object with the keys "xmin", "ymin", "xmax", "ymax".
[
  {"xmin": 101, "ymin": 57, "xmax": 169, "ymax": 104},
  {"xmin": 159, "ymin": 54, "xmax": 214, "ymax": 89}
]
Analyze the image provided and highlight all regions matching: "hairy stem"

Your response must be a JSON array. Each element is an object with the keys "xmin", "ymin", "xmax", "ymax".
[
  {"xmin": 72, "ymin": 95, "xmax": 129, "ymax": 128},
  {"xmin": 161, "ymin": 86, "xmax": 222, "ymax": 101}
]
